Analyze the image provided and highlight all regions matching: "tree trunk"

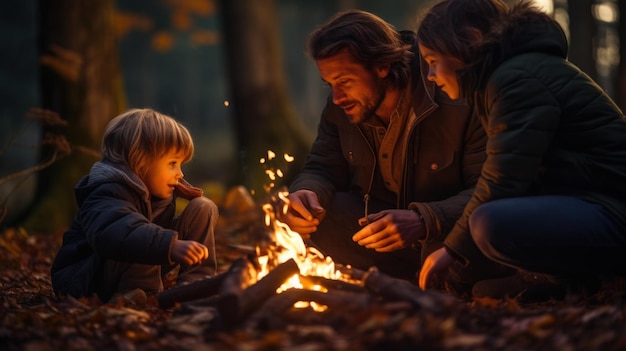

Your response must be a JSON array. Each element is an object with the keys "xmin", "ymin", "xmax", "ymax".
[
  {"xmin": 23, "ymin": 0, "xmax": 125, "ymax": 232},
  {"xmin": 567, "ymin": 0, "xmax": 597, "ymax": 80},
  {"xmin": 218, "ymin": 0, "xmax": 312, "ymax": 199},
  {"xmin": 616, "ymin": 1, "xmax": 626, "ymax": 111}
]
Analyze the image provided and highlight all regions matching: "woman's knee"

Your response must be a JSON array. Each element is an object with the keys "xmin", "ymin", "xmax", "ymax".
[{"xmin": 469, "ymin": 203, "xmax": 512, "ymax": 259}]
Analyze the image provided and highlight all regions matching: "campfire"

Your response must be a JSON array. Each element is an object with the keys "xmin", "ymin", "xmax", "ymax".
[{"xmin": 156, "ymin": 151, "xmax": 455, "ymax": 331}]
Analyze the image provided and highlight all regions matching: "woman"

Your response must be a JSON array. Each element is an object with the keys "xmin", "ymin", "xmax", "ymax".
[{"xmin": 417, "ymin": 0, "xmax": 626, "ymax": 301}]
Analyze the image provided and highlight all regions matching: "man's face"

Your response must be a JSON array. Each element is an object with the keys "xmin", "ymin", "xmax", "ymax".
[{"xmin": 316, "ymin": 48, "xmax": 387, "ymax": 124}]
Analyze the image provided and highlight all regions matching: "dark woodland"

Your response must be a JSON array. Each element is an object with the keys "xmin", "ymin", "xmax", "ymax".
[{"xmin": 2, "ymin": 0, "xmax": 626, "ymax": 350}]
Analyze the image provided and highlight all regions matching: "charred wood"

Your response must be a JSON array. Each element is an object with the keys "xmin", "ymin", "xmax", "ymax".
[
  {"xmin": 157, "ymin": 272, "xmax": 226, "ymax": 309},
  {"xmin": 299, "ymin": 275, "xmax": 367, "ymax": 293},
  {"xmin": 362, "ymin": 267, "xmax": 457, "ymax": 313},
  {"xmin": 245, "ymin": 288, "xmax": 373, "ymax": 330},
  {"xmin": 239, "ymin": 258, "xmax": 300, "ymax": 317},
  {"xmin": 335, "ymin": 264, "xmax": 367, "ymax": 281},
  {"xmin": 178, "ymin": 258, "xmax": 300, "ymax": 328},
  {"xmin": 176, "ymin": 257, "xmax": 254, "ymax": 325},
  {"xmin": 158, "ymin": 256, "xmax": 252, "ymax": 310}
]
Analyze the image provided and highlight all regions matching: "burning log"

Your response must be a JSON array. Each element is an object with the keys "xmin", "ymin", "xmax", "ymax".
[
  {"xmin": 244, "ymin": 288, "xmax": 373, "ymax": 330},
  {"xmin": 173, "ymin": 257, "xmax": 253, "ymax": 324},
  {"xmin": 157, "ymin": 273, "xmax": 226, "ymax": 309},
  {"xmin": 362, "ymin": 267, "xmax": 456, "ymax": 313},
  {"xmin": 157, "ymin": 256, "xmax": 253, "ymax": 309},
  {"xmin": 216, "ymin": 255, "xmax": 255, "ymax": 295},
  {"xmin": 239, "ymin": 257, "xmax": 300, "ymax": 317},
  {"xmin": 177, "ymin": 258, "xmax": 300, "ymax": 328},
  {"xmin": 334, "ymin": 264, "xmax": 368, "ymax": 281},
  {"xmin": 299, "ymin": 275, "xmax": 367, "ymax": 293}
]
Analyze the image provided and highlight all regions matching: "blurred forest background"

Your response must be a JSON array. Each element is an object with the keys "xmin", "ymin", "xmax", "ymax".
[{"xmin": 0, "ymin": 0, "xmax": 624, "ymax": 234}]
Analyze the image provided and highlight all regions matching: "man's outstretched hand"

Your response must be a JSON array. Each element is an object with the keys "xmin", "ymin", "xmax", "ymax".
[
  {"xmin": 352, "ymin": 209, "xmax": 425, "ymax": 252},
  {"xmin": 276, "ymin": 189, "xmax": 326, "ymax": 239}
]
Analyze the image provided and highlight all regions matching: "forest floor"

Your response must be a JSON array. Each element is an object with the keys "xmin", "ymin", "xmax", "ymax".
[{"xmin": 2, "ymin": 189, "xmax": 626, "ymax": 351}]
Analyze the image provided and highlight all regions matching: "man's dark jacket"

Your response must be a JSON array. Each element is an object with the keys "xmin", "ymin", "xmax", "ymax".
[{"xmin": 289, "ymin": 32, "xmax": 486, "ymax": 248}]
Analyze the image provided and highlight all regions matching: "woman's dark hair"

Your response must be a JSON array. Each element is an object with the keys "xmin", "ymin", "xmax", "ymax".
[
  {"xmin": 306, "ymin": 9, "xmax": 413, "ymax": 89},
  {"xmin": 418, "ymin": 0, "xmax": 555, "ymax": 101},
  {"xmin": 417, "ymin": 0, "xmax": 508, "ymax": 65}
]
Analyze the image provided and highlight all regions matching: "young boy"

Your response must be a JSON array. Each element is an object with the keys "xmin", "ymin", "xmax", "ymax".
[{"xmin": 51, "ymin": 108, "xmax": 218, "ymax": 303}]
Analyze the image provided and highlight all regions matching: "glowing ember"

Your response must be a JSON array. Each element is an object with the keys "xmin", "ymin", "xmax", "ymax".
[{"xmin": 284, "ymin": 153, "xmax": 295, "ymax": 162}]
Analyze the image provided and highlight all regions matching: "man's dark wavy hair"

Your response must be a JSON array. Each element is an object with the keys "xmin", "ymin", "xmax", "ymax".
[{"xmin": 306, "ymin": 9, "xmax": 413, "ymax": 89}]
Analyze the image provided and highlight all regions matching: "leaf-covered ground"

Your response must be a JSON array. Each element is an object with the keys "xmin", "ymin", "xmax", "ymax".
[{"xmin": 2, "ymin": 193, "xmax": 626, "ymax": 350}]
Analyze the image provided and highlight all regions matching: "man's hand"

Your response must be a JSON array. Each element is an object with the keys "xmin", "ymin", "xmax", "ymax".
[
  {"xmin": 419, "ymin": 247, "xmax": 454, "ymax": 290},
  {"xmin": 276, "ymin": 189, "xmax": 326, "ymax": 239},
  {"xmin": 171, "ymin": 239, "xmax": 209, "ymax": 266},
  {"xmin": 352, "ymin": 209, "xmax": 425, "ymax": 252}
]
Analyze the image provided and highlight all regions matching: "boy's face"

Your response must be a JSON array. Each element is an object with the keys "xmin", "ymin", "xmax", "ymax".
[
  {"xmin": 143, "ymin": 150, "xmax": 186, "ymax": 199},
  {"xmin": 316, "ymin": 48, "xmax": 388, "ymax": 124}
]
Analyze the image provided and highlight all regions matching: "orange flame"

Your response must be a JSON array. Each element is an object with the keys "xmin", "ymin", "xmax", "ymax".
[
  {"xmin": 254, "ymin": 191, "xmax": 347, "ymax": 311},
  {"xmin": 254, "ymin": 150, "xmax": 354, "ymax": 311},
  {"xmin": 258, "ymin": 191, "xmax": 342, "ymax": 283}
]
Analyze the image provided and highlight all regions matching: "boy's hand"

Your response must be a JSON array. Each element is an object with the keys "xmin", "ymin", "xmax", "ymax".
[{"xmin": 171, "ymin": 239, "xmax": 209, "ymax": 265}]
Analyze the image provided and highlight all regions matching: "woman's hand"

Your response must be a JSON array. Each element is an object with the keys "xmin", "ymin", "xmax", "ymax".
[{"xmin": 419, "ymin": 247, "xmax": 454, "ymax": 290}]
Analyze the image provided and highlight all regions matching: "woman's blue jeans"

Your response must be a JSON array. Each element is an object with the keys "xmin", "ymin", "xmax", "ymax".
[{"xmin": 470, "ymin": 195, "xmax": 626, "ymax": 276}]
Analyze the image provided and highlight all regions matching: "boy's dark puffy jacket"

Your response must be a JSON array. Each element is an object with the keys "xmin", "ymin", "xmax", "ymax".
[{"xmin": 50, "ymin": 160, "xmax": 189, "ymax": 299}]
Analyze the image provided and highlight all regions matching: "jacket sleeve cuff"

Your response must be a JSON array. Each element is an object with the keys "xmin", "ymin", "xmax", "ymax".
[
  {"xmin": 443, "ymin": 224, "xmax": 484, "ymax": 265},
  {"xmin": 167, "ymin": 232, "xmax": 179, "ymax": 265},
  {"xmin": 174, "ymin": 179, "xmax": 203, "ymax": 200},
  {"xmin": 408, "ymin": 202, "xmax": 440, "ymax": 242}
]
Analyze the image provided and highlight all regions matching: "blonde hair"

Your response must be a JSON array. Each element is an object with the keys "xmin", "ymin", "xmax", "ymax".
[{"xmin": 102, "ymin": 108, "xmax": 194, "ymax": 178}]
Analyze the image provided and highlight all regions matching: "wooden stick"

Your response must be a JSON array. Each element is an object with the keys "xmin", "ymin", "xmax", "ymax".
[
  {"xmin": 334, "ymin": 264, "xmax": 367, "ymax": 281},
  {"xmin": 362, "ymin": 267, "xmax": 457, "ymax": 313},
  {"xmin": 299, "ymin": 275, "xmax": 367, "ymax": 293},
  {"xmin": 157, "ymin": 271, "xmax": 226, "ymax": 309},
  {"xmin": 239, "ymin": 258, "xmax": 300, "ymax": 317},
  {"xmin": 159, "ymin": 256, "xmax": 254, "ymax": 309},
  {"xmin": 176, "ymin": 257, "xmax": 253, "ymax": 324},
  {"xmin": 178, "ymin": 258, "xmax": 299, "ymax": 328},
  {"xmin": 219, "ymin": 256, "xmax": 255, "ymax": 294},
  {"xmin": 244, "ymin": 288, "xmax": 372, "ymax": 330}
]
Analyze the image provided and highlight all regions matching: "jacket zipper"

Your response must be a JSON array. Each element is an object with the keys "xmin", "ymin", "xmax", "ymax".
[
  {"xmin": 399, "ymin": 103, "xmax": 437, "ymax": 208},
  {"xmin": 357, "ymin": 124, "xmax": 377, "ymax": 217}
]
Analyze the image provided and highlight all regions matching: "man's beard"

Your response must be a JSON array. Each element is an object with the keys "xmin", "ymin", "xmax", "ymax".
[
  {"xmin": 361, "ymin": 86, "xmax": 386, "ymax": 124},
  {"xmin": 345, "ymin": 81, "xmax": 386, "ymax": 125}
]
